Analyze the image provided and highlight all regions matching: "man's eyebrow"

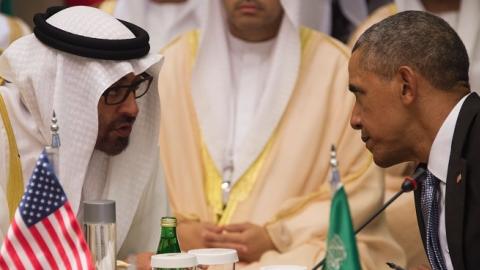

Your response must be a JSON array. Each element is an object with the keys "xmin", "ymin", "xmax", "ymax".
[
  {"xmin": 112, "ymin": 76, "xmax": 139, "ymax": 87},
  {"xmin": 348, "ymin": 84, "xmax": 363, "ymax": 93}
]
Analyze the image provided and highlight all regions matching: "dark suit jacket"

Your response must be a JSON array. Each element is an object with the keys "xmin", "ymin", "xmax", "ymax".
[{"xmin": 414, "ymin": 92, "xmax": 480, "ymax": 270}]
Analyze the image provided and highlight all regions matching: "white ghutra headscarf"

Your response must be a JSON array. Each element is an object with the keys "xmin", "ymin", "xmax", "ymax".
[{"xmin": 0, "ymin": 6, "xmax": 163, "ymax": 250}]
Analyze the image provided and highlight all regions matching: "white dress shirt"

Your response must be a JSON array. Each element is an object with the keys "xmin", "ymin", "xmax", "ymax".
[{"xmin": 428, "ymin": 93, "xmax": 470, "ymax": 270}]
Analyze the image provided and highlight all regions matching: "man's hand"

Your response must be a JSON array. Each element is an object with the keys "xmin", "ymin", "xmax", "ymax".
[
  {"xmin": 207, "ymin": 222, "xmax": 276, "ymax": 263},
  {"xmin": 177, "ymin": 220, "xmax": 223, "ymax": 251}
]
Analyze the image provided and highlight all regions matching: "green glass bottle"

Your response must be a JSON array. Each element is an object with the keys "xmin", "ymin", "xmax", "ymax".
[{"xmin": 156, "ymin": 217, "xmax": 181, "ymax": 254}]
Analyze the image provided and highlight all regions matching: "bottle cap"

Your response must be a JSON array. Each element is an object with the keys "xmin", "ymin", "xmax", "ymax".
[
  {"xmin": 260, "ymin": 266, "xmax": 307, "ymax": 270},
  {"xmin": 151, "ymin": 253, "xmax": 197, "ymax": 268},
  {"xmin": 83, "ymin": 200, "xmax": 115, "ymax": 224},
  {"xmin": 161, "ymin": 216, "xmax": 177, "ymax": 227},
  {"xmin": 188, "ymin": 248, "xmax": 238, "ymax": 265}
]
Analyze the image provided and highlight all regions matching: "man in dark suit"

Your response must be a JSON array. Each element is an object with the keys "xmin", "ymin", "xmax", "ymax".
[{"xmin": 347, "ymin": 10, "xmax": 480, "ymax": 270}]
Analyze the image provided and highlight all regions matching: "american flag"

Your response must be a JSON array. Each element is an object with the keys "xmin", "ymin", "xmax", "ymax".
[{"xmin": 0, "ymin": 150, "xmax": 93, "ymax": 269}]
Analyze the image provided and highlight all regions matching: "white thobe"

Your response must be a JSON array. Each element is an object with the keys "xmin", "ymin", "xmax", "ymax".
[{"xmin": 221, "ymin": 34, "xmax": 276, "ymax": 186}]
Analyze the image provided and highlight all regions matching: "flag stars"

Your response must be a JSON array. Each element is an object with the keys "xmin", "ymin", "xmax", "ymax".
[{"xmin": 19, "ymin": 150, "xmax": 67, "ymax": 226}]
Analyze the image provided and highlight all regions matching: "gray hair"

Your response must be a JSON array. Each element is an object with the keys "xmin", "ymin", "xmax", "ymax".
[{"xmin": 352, "ymin": 10, "xmax": 469, "ymax": 90}]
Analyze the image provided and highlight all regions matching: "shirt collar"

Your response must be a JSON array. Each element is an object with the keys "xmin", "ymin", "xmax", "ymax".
[{"xmin": 428, "ymin": 93, "xmax": 470, "ymax": 182}]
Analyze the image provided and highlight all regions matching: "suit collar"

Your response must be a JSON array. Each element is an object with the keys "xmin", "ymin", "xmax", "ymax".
[
  {"xmin": 444, "ymin": 92, "xmax": 480, "ymax": 269},
  {"xmin": 447, "ymin": 93, "xmax": 480, "ymax": 163},
  {"xmin": 428, "ymin": 94, "xmax": 470, "ymax": 183}
]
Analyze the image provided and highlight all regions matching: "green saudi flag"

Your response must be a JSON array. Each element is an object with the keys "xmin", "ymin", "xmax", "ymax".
[{"xmin": 323, "ymin": 186, "xmax": 361, "ymax": 270}]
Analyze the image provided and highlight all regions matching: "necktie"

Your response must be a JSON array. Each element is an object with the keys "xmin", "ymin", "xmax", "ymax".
[{"xmin": 421, "ymin": 170, "xmax": 447, "ymax": 270}]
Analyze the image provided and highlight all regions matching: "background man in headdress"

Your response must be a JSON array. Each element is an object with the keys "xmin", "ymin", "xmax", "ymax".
[
  {"xmin": 158, "ymin": 0, "xmax": 404, "ymax": 268},
  {"xmin": 0, "ymin": 5, "xmax": 164, "ymax": 266}
]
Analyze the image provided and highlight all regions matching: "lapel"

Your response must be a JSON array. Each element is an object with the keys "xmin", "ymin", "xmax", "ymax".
[
  {"xmin": 445, "ymin": 93, "xmax": 480, "ymax": 269},
  {"xmin": 445, "ymin": 158, "xmax": 467, "ymax": 269}
]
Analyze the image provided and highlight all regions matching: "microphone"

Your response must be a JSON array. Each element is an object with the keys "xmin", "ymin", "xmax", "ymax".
[
  {"xmin": 386, "ymin": 261, "xmax": 405, "ymax": 270},
  {"xmin": 311, "ymin": 167, "xmax": 426, "ymax": 270}
]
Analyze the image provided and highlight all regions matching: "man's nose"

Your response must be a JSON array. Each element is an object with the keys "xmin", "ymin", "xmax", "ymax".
[
  {"xmin": 119, "ymin": 91, "xmax": 139, "ymax": 117},
  {"xmin": 350, "ymin": 104, "xmax": 362, "ymax": 130}
]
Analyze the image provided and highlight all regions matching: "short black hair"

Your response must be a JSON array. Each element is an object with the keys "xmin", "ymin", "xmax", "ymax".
[{"xmin": 352, "ymin": 10, "xmax": 469, "ymax": 90}]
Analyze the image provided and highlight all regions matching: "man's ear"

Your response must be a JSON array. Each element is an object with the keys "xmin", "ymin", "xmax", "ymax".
[{"xmin": 397, "ymin": 66, "xmax": 417, "ymax": 105}]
